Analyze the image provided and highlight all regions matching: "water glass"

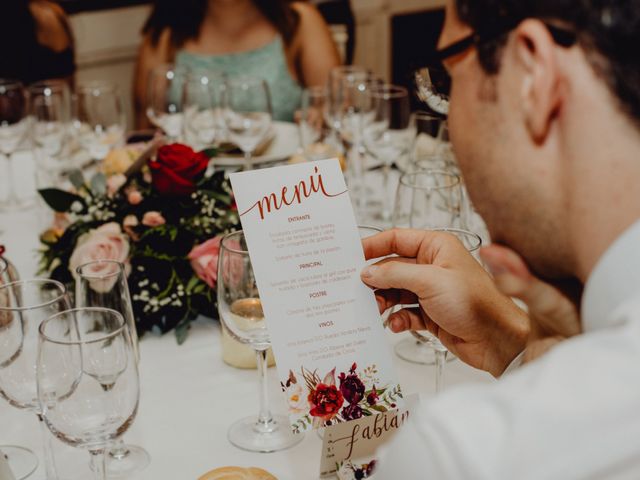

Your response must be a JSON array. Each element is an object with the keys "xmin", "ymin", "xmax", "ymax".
[
  {"xmin": 147, "ymin": 64, "xmax": 189, "ymax": 140},
  {"xmin": 183, "ymin": 70, "xmax": 226, "ymax": 150}
]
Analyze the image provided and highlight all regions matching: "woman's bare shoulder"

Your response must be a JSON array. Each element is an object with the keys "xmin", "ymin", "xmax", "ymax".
[{"xmin": 30, "ymin": 0, "xmax": 72, "ymax": 52}]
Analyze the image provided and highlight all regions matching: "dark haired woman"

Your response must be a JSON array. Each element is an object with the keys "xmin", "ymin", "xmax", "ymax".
[
  {"xmin": 0, "ymin": 0, "xmax": 75, "ymax": 84},
  {"xmin": 134, "ymin": 0, "xmax": 341, "ymax": 126}
]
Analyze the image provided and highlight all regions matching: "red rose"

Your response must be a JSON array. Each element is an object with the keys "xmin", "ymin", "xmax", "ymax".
[
  {"xmin": 150, "ymin": 144, "xmax": 209, "ymax": 196},
  {"xmin": 308, "ymin": 383, "xmax": 344, "ymax": 420}
]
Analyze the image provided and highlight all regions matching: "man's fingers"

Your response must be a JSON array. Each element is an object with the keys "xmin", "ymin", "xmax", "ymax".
[
  {"xmin": 362, "ymin": 228, "xmax": 444, "ymax": 262},
  {"xmin": 374, "ymin": 289, "xmax": 419, "ymax": 313},
  {"xmin": 386, "ymin": 306, "xmax": 434, "ymax": 334},
  {"xmin": 361, "ymin": 259, "xmax": 437, "ymax": 298}
]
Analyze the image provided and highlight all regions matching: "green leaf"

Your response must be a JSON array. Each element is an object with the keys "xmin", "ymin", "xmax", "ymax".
[
  {"xmin": 370, "ymin": 405, "xmax": 388, "ymax": 413},
  {"xmin": 186, "ymin": 276, "xmax": 200, "ymax": 293},
  {"xmin": 38, "ymin": 189, "xmax": 86, "ymax": 213},
  {"xmin": 68, "ymin": 170, "xmax": 85, "ymax": 190},
  {"xmin": 90, "ymin": 172, "xmax": 107, "ymax": 197},
  {"xmin": 175, "ymin": 320, "xmax": 191, "ymax": 345},
  {"xmin": 200, "ymin": 147, "xmax": 218, "ymax": 159}
]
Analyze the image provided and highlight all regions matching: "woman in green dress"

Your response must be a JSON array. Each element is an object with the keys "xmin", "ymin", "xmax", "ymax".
[{"xmin": 134, "ymin": 0, "xmax": 341, "ymax": 126}]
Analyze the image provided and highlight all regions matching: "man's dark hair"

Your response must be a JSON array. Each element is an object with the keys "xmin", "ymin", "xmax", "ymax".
[{"xmin": 455, "ymin": 0, "xmax": 640, "ymax": 123}]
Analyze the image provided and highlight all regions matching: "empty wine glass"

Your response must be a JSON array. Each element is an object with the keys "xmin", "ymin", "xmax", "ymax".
[
  {"xmin": 411, "ymin": 228, "xmax": 482, "ymax": 392},
  {"xmin": 75, "ymin": 260, "xmax": 148, "ymax": 476},
  {"xmin": 392, "ymin": 170, "xmax": 463, "ymax": 365},
  {"xmin": 408, "ymin": 111, "xmax": 448, "ymax": 172},
  {"xmin": 364, "ymin": 84, "xmax": 414, "ymax": 223},
  {"xmin": 217, "ymin": 231, "xmax": 303, "ymax": 452},
  {"xmin": 0, "ymin": 79, "xmax": 30, "ymax": 210},
  {"xmin": 298, "ymin": 86, "xmax": 339, "ymax": 161},
  {"xmin": 223, "ymin": 76, "xmax": 272, "ymax": 170},
  {"xmin": 0, "ymin": 279, "xmax": 71, "ymax": 480},
  {"xmin": 415, "ymin": 66, "xmax": 450, "ymax": 116},
  {"xmin": 147, "ymin": 64, "xmax": 189, "ymax": 140},
  {"xmin": 37, "ymin": 307, "xmax": 140, "ymax": 480},
  {"xmin": 73, "ymin": 81, "xmax": 126, "ymax": 161},
  {"xmin": 29, "ymin": 80, "xmax": 72, "ymax": 183},
  {"xmin": 183, "ymin": 70, "xmax": 226, "ymax": 151}
]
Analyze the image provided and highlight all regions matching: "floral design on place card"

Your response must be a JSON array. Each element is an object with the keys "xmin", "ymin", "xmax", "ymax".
[{"xmin": 281, "ymin": 363, "xmax": 403, "ymax": 434}]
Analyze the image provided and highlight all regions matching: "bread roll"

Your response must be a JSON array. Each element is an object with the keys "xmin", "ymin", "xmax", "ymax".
[{"xmin": 198, "ymin": 466, "xmax": 277, "ymax": 480}]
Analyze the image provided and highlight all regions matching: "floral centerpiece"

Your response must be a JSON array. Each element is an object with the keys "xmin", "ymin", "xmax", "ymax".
[{"xmin": 38, "ymin": 142, "xmax": 240, "ymax": 343}]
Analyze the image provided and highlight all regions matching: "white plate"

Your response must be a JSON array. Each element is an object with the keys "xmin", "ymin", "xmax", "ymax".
[{"xmin": 214, "ymin": 121, "xmax": 300, "ymax": 167}]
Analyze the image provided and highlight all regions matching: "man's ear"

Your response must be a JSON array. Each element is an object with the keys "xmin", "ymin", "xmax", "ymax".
[{"xmin": 511, "ymin": 19, "xmax": 564, "ymax": 143}]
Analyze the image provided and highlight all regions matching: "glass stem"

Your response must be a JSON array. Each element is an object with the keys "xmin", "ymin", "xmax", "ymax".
[
  {"xmin": 4, "ymin": 153, "xmax": 19, "ymax": 206},
  {"xmin": 243, "ymin": 150, "xmax": 253, "ymax": 171},
  {"xmin": 255, "ymin": 348, "xmax": 273, "ymax": 430},
  {"xmin": 108, "ymin": 438, "xmax": 130, "ymax": 460},
  {"xmin": 381, "ymin": 159, "xmax": 391, "ymax": 222},
  {"xmin": 434, "ymin": 350, "xmax": 447, "ymax": 393},
  {"xmin": 37, "ymin": 413, "xmax": 59, "ymax": 480},
  {"xmin": 89, "ymin": 450, "xmax": 107, "ymax": 480}
]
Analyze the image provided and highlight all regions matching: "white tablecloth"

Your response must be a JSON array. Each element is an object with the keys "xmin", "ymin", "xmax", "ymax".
[{"xmin": 0, "ymin": 154, "xmax": 493, "ymax": 480}]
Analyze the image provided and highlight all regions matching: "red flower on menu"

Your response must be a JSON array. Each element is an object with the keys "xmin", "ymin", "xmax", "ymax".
[
  {"xmin": 308, "ymin": 383, "xmax": 344, "ymax": 420},
  {"xmin": 150, "ymin": 144, "xmax": 209, "ymax": 196}
]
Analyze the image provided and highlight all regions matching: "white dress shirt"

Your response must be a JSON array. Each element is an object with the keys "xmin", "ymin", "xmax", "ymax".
[{"xmin": 376, "ymin": 219, "xmax": 640, "ymax": 479}]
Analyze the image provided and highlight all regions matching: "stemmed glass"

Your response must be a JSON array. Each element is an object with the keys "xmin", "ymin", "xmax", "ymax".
[
  {"xmin": 408, "ymin": 111, "xmax": 448, "ymax": 172},
  {"xmin": 391, "ymin": 170, "xmax": 463, "ymax": 365},
  {"xmin": 298, "ymin": 86, "xmax": 339, "ymax": 161},
  {"xmin": 0, "ymin": 279, "xmax": 71, "ymax": 480},
  {"xmin": 73, "ymin": 81, "xmax": 126, "ymax": 161},
  {"xmin": 147, "ymin": 64, "xmax": 189, "ymax": 141},
  {"xmin": 29, "ymin": 80, "xmax": 72, "ymax": 167},
  {"xmin": 75, "ymin": 260, "xmax": 148, "ymax": 476},
  {"xmin": 0, "ymin": 79, "xmax": 30, "ymax": 210},
  {"xmin": 217, "ymin": 231, "xmax": 303, "ymax": 452},
  {"xmin": 222, "ymin": 76, "xmax": 273, "ymax": 171},
  {"xmin": 411, "ymin": 229, "xmax": 482, "ymax": 392},
  {"xmin": 364, "ymin": 84, "xmax": 413, "ymax": 223},
  {"xmin": 183, "ymin": 70, "xmax": 226, "ymax": 151},
  {"xmin": 37, "ymin": 307, "xmax": 140, "ymax": 480}
]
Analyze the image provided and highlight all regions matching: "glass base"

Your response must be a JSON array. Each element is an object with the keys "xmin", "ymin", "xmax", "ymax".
[
  {"xmin": 1, "ymin": 445, "xmax": 38, "ymax": 480},
  {"xmin": 394, "ymin": 338, "xmax": 456, "ymax": 365},
  {"xmin": 228, "ymin": 415, "xmax": 304, "ymax": 453},
  {"xmin": 101, "ymin": 444, "xmax": 150, "ymax": 477}
]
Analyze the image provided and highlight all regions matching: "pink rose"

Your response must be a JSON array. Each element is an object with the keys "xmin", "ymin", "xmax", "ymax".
[
  {"xmin": 127, "ymin": 190, "xmax": 143, "ymax": 205},
  {"xmin": 142, "ymin": 211, "xmax": 166, "ymax": 227},
  {"xmin": 106, "ymin": 174, "xmax": 127, "ymax": 197},
  {"xmin": 188, "ymin": 236, "xmax": 223, "ymax": 289},
  {"xmin": 69, "ymin": 222, "xmax": 130, "ymax": 293}
]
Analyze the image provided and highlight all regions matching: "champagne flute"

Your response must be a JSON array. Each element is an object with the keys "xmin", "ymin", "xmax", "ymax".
[
  {"xmin": 146, "ymin": 64, "xmax": 189, "ymax": 141},
  {"xmin": 364, "ymin": 84, "xmax": 413, "ymax": 223},
  {"xmin": 0, "ymin": 79, "xmax": 30, "ymax": 210},
  {"xmin": 73, "ymin": 81, "xmax": 126, "ymax": 161},
  {"xmin": 222, "ymin": 76, "xmax": 272, "ymax": 171},
  {"xmin": 0, "ymin": 279, "xmax": 71, "ymax": 480},
  {"xmin": 75, "ymin": 260, "xmax": 149, "ymax": 476},
  {"xmin": 391, "ymin": 170, "xmax": 463, "ymax": 365},
  {"xmin": 183, "ymin": 70, "xmax": 226, "ymax": 151},
  {"xmin": 217, "ymin": 231, "xmax": 303, "ymax": 452},
  {"xmin": 37, "ymin": 307, "xmax": 140, "ymax": 480},
  {"xmin": 411, "ymin": 229, "xmax": 482, "ymax": 393},
  {"xmin": 29, "ymin": 80, "xmax": 72, "ymax": 176}
]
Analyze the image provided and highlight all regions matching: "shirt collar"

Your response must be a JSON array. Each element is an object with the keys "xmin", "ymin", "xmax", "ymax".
[{"xmin": 582, "ymin": 219, "xmax": 640, "ymax": 332}]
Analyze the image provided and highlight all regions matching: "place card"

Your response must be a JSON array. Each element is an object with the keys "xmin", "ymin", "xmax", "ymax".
[{"xmin": 230, "ymin": 159, "xmax": 402, "ymax": 433}]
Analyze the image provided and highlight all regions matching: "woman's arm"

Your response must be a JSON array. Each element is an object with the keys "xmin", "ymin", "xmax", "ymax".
[
  {"xmin": 291, "ymin": 2, "xmax": 341, "ymax": 88},
  {"xmin": 133, "ymin": 29, "xmax": 172, "ymax": 129}
]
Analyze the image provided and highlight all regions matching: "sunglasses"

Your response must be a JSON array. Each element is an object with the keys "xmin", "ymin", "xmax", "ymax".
[{"xmin": 435, "ymin": 21, "xmax": 577, "ymax": 64}]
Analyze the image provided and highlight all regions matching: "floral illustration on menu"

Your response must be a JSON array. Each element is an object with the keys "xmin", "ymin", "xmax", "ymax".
[{"xmin": 281, "ymin": 362, "xmax": 403, "ymax": 433}]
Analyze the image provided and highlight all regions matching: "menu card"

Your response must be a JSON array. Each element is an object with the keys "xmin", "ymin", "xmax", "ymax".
[{"xmin": 230, "ymin": 159, "xmax": 402, "ymax": 433}]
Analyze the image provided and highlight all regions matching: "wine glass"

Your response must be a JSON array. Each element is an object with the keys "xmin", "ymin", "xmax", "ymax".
[
  {"xmin": 364, "ymin": 84, "xmax": 413, "ymax": 223},
  {"xmin": 415, "ymin": 66, "xmax": 450, "ymax": 117},
  {"xmin": 408, "ymin": 111, "xmax": 448, "ymax": 173},
  {"xmin": 298, "ymin": 86, "xmax": 339, "ymax": 161},
  {"xmin": 37, "ymin": 307, "xmax": 140, "ymax": 480},
  {"xmin": 411, "ymin": 228, "xmax": 482, "ymax": 393},
  {"xmin": 217, "ymin": 230, "xmax": 303, "ymax": 452},
  {"xmin": 183, "ymin": 70, "xmax": 226, "ymax": 151},
  {"xmin": 73, "ymin": 81, "xmax": 126, "ymax": 161},
  {"xmin": 75, "ymin": 260, "xmax": 148, "ymax": 476},
  {"xmin": 0, "ymin": 279, "xmax": 71, "ymax": 480},
  {"xmin": 222, "ymin": 76, "xmax": 273, "ymax": 171},
  {"xmin": 29, "ymin": 80, "xmax": 72, "ymax": 172},
  {"xmin": 391, "ymin": 170, "xmax": 463, "ymax": 365},
  {"xmin": 146, "ymin": 64, "xmax": 189, "ymax": 140},
  {"xmin": 0, "ymin": 79, "xmax": 30, "ymax": 210}
]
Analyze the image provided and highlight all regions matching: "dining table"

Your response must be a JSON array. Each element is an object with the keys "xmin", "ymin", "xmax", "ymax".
[{"xmin": 0, "ymin": 149, "xmax": 494, "ymax": 480}]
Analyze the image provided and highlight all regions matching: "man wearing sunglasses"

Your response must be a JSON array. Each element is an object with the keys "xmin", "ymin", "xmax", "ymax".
[{"xmin": 362, "ymin": 0, "xmax": 640, "ymax": 477}]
